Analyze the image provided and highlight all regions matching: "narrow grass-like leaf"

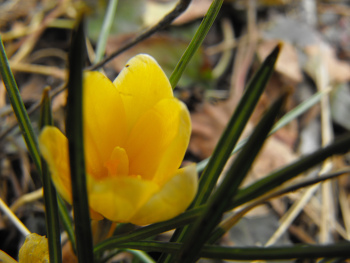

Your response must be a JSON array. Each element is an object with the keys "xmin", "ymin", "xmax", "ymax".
[
  {"xmin": 94, "ymin": 208, "xmax": 202, "ymax": 254},
  {"xmin": 230, "ymin": 132, "xmax": 350, "ymax": 209},
  {"xmin": 318, "ymin": 257, "xmax": 347, "ymax": 263},
  {"xmin": 159, "ymin": 44, "xmax": 282, "ymax": 263},
  {"xmin": 124, "ymin": 249, "xmax": 155, "ymax": 263},
  {"xmin": 93, "ymin": 0, "xmax": 118, "ymax": 64},
  {"xmin": 39, "ymin": 87, "xmax": 62, "ymax": 263},
  {"xmin": 196, "ymin": 88, "xmax": 329, "ymax": 173},
  {"xmin": 209, "ymin": 169, "xmax": 350, "ymax": 244},
  {"xmin": 169, "ymin": 0, "xmax": 223, "ymax": 88},
  {"xmin": 0, "ymin": 36, "xmax": 41, "ymax": 172},
  {"xmin": 193, "ymin": 44, "xmax": 281, "ymax": 208},
  {"xmin": 175, "ymin": 94, "xmax": 287, "ymax": 263},
  {"xmin": 56, "ymin": 194, "xmax": 76, "ymax": 252},
  {"xmin": 99, "ymin": 249, "xmax": 155, "ymax": 263},
  {"xmin": 199, "ymin": 242, "xmax": 350, "ymax": 260},
  {"xmin": 66, "ymin": 18, "xmax": 94, "ymax": 263},
  {"xmin": 96, "ymin": 241, "xmax": 350, "ymax": 260}
]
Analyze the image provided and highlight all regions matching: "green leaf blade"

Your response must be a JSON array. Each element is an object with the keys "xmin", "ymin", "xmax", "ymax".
[
  {"xmin": 176, "ymin": 94, "xmax": 287, "ymax": 263},
  {"xmin": 160, "ymin": 43, "xmax": 282, "ymax": 263},
  {"xmin": 66, "ymin": 18, "xmax": 94, "ymax": 263},
  {"xmin": 169, "ymin": 0, "xmax": 223, "ymax": 88},
  {"xmin": 39, "ymin": 88, "xmax": 62, "ymax": 263},
  {"xmin": 96, "ymin": 240, "xmax": 350, "ymax": 260},
  {"xmin": 194, "ymin": 43, "xmax": 282, "ymax": 208},
  {"xmin": 231, "ymin": 132, "xmax": 350, "ymax": 209}
]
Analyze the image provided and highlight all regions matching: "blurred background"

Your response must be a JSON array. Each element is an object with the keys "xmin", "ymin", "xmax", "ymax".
[{"xmin": 0, "ymin": 0, "xmax": 350, "ymax": 262}]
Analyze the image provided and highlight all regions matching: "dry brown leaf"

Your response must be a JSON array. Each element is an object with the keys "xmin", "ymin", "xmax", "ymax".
[
  {"xmin": 244, "ymin": 136, "xmax": 297, "ymax": 187},
  {"xmin": 62, "ymin": 241, "xmax": 78, "ymax": 263},
  {"xmin": 51, "ymin": 89, "xmax": 67, "ymax": 111},
  {"xmin": 189, "ymin": 73, "xmax": 298, "ymax": 160},
  {"xmin": 0, "ymin": 82, "xmax": 6, "ymax": 109},
  {"xmin": 238, "ymin": 135, "xmax": 298, "ymax": 218},
  {"xmin": 189, "ymin": 101, "xmax": 234, "ymax": 159},
  {"xmin": 20, "ymin": 75, "xmax": 46, "ymax": 102},
  {"xmin": 144, "ymin": 0, "xmax": 177, "ymax": 27},
  {"xmin": 144, "ymin": 0, "xmax": 212, "ymax": 27},
  {"xmin": 173, "ymin": 0, "xmax": 212, "ymax": 25},
  {"xmin": 305, "ymin": 44, "xmax": 350, "ymax": 83}
]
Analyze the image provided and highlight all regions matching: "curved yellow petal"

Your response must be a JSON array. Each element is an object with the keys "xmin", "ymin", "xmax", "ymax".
[
  {"xmin": 18, "ymin": 233, "xmax": 49, "ymax": 263},
  {"xmin": 39, "ymin": 126, "xmax": 72, "ymax": 203},
  {"xmin": 152, "ymin": 100, "xmax": 191, "ymax": 185},
  {"xmin": 39, "ymin": 127, "xmax": 104, "ymax": 220},
  {"xmin": 113, "ymin": 54, "xmax": 173, "ymax": 132},
  {"xmin": 87, "ymin": 175, "xmax": 159, "ymax": 223},
  {"xmin": 83, "ymin": 71, "xmax": 127, "ymax": 179},
  {"xmin": 129, "ymin": 164, "xmax": 198, "ymax": 225},
  {"xmin": 125, "ymin": 98, "xmax": 190, "ymax": 181}
]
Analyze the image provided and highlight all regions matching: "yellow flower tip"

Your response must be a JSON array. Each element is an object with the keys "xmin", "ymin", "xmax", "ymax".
[
  {"xmin": 18, "ymin": 233, "xmax": 49, "ymax": 263},
  {"xmin": 104, "ymin": 147, "xmax": 129, "ymax": 177},
  {"xmin": 39, "ymin": 54, "xmax": 198, "ymax": 225}
]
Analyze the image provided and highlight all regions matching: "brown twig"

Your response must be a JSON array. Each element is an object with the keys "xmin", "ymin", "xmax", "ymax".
[
  {"xmin": 86, "ymin": 0, "xmax": 192, "ymax": 71},
  {"xmin": 0, "ymin": 83, "xmax": 66, "ymax": 144}
]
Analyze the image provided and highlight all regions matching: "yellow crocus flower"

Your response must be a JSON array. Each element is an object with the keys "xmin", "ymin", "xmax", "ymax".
[{"xmin": 39, "ymin": 54, "xmax": 198, "ymax": 225}]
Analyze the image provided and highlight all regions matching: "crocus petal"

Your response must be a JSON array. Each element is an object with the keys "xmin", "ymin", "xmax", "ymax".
[
  {"xmin": 129, "ymin": 164, "xmax": 198, "ymax": 226},
  {"xmin": 125, "ymin": 98, "xmax": 191, "ymax": 181},
  {"xmin": 18, "ymin": 233, "xmax": 49, "ymax": 263},
  {"xmin": 39, "ymin": 126, "xmax": 104, "ymax": 221},
  {"xmin": 39, "ymin": 126, "xmax": 72, "ymax": 203},
  {"xmin": 83, "ymin": 71, "xmax": 127, "ymax": 178},
  {"xmin": 152, "ymin": 100, "xmax": 191, "ymax": 185},
  {"xmin": 87, "ymin": 175, "xmax": 159, "ymax": 223},
  {"xmin": 113, "ymin": 54, "xmax": 173, "ymax": 132}
]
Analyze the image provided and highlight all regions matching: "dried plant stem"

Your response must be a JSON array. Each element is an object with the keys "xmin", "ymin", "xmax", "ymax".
[
  {"xmin": 0, "ymin": 82, "xmax": 66, "ymax": 143},
  {"xmin": 9, "ymin": 62, "xmax": 66, "ymax": 79},
  {"xmin": 0, "ymin": 197, "xmax": 30, "ymax": 236},
  {"xmin": 265, "ymin": 183, "xmax": 320, "ymax": 246},
  {"xmin": 10, "ymin": 2, "xmax": 66, "ymax": 63},
  {"xmin": 10, "ymin": 188, "xmax": 43, "ymax": 213},
  {"xmin": 339, "ymin": 188, "xmax": 350, "ymax": 239},
  {"xmin": 306, "ymin": 196, "xmax": 348, "ymax": 239},
  {"xmin": 211, "ymin": 19, "xmax": 234, "ymax": 78},
  {"xmin": 228, "ymin": 0, "xmax": 258, "ymax": 108},
  {"xmin": 316, "ymin": 44, "xmax": 335, "ymax": 243}
]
